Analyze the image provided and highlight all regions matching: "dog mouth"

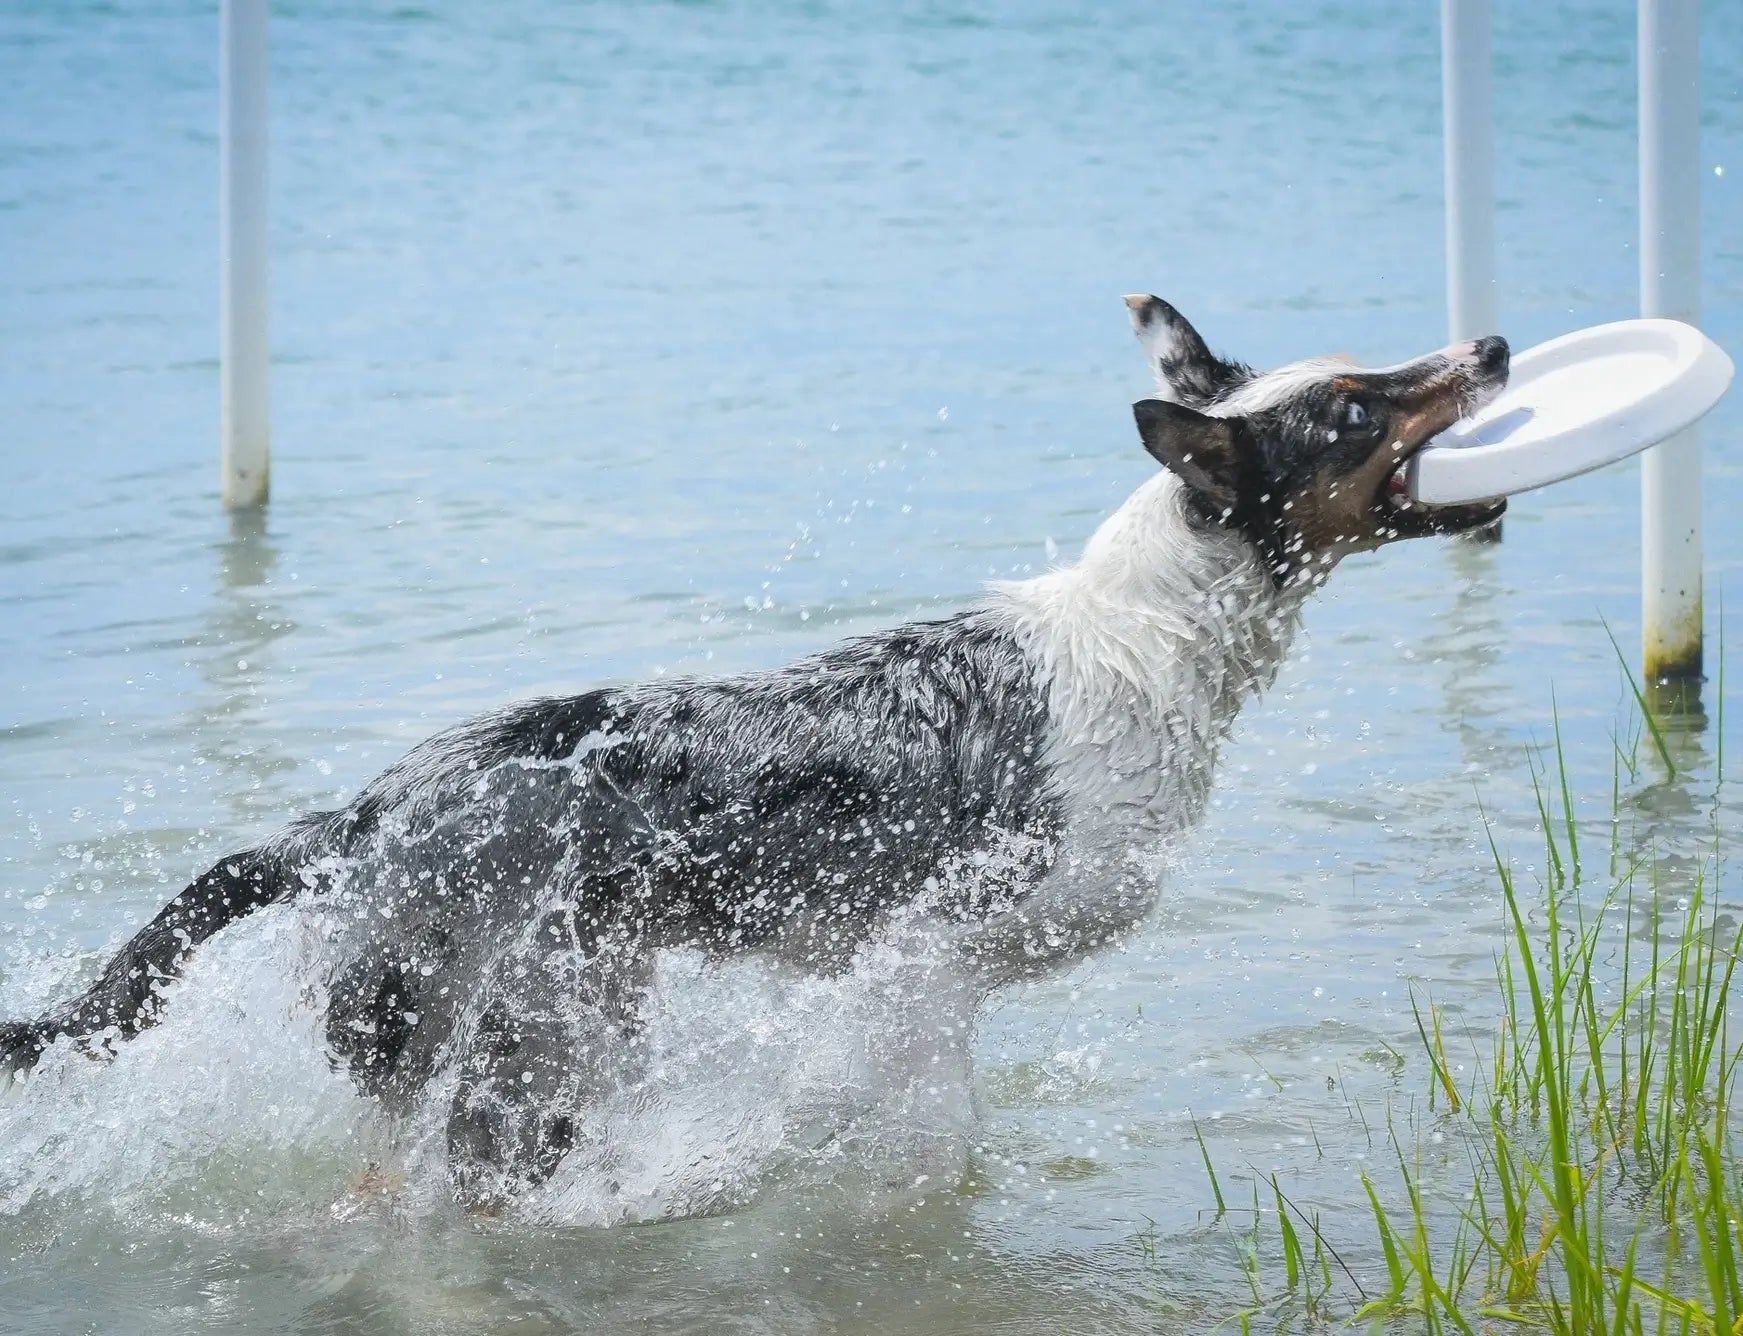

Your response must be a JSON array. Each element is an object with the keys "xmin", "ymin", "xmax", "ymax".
[
  {"xmin": 1372, "ymin": 371, "xmax": 1509, "ymax": 533},
  {"xmin": 1376, "ymin": 443, "xmax": 1506, "ymax": 535},
  {"xmin": 1380, "ymin": 451, "xmax": 1433, "ymax": 507}
]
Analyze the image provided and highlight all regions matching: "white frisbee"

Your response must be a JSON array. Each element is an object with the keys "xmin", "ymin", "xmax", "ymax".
[{"xmin": 1405, "ymin": 318, "xmax": 1734, "ymax": 504}]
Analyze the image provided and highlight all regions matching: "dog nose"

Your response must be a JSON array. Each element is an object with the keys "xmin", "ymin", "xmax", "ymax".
[{"xmin": 1472, "ymin": 335, "xmax": 1509, "ymax": 375}]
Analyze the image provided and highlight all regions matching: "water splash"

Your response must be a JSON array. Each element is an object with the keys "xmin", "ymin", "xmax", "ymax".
[
  {"xmin": 0, "ymin": 903, "xmax": 384, "ymax": 1222},
  {"xmin": 0, "ymin": 902, "xmax": 986, "ymax": 1231}
]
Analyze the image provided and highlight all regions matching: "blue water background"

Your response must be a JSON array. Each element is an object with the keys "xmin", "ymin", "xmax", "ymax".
[{"xmin": 1, "ymin": 2, "xmax": 1741, "ymax": 1330}]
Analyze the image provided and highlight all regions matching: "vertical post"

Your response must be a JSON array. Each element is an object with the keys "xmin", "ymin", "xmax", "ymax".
[
  {"xmin": 1639, "ymin": 0, "xmax": 1702, "ymax": 687},
  {"xmin": 1442, "ymin": 0, "xmax": 1497, "ymax": 345},
  {"xmin": 1442, "ymin": 0, "xmax": 1500, "ymax": 541},
  {"xmin": 220, "ymin": 0, "xmax": 270, "ymax": 509}
]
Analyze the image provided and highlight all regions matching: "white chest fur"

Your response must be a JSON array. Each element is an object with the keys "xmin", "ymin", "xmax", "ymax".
[{"xmin": 992, "ymin": 472, "xmax": 1302, "ymax": 848}]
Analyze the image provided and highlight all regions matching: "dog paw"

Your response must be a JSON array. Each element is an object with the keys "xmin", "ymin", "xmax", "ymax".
[{"xmin": 349, "ymin": 1161, "xmax": 409, "ymax": 1197}]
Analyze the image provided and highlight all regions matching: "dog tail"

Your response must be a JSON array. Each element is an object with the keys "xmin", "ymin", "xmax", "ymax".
[{"xmin": 0, "ymin": 833, "xmax": 312, "ymax": 1087}]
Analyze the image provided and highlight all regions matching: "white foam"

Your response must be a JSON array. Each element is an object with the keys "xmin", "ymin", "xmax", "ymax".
[
  {"xmin": 0, "ymin": 903, "xmax": 385, "ymax": 1221},
  {"xmin": 0, "ymin": 903, "xmax": 986, "ymax": 1228}
]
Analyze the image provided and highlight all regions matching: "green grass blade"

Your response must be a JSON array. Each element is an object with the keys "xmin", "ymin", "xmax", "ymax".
[
  {"xmin": 1602, "ymin": 615, "xmax": 1677, "ymax": 777},
  {"xmin": 1190, "ymin": 1111, "xmax": 1227, "ymax": 1216}
]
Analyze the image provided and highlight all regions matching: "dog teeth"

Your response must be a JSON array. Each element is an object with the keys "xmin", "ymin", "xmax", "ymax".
[{"xmin": 1383, "ymin": 462, "xmax": 1426, "ymax": 511}]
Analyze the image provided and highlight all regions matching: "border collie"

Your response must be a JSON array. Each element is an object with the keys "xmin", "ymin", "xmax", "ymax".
[{"xmin": 0, "ymin": 298, "xmax": 1509, "ymax": 1207}]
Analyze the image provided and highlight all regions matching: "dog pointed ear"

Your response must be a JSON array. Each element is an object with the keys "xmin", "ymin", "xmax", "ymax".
[
  {"xmin": 1132, "ymin": 398, "xmax": 1243, "ymax": 510},
  {"xmin": 1123, "ymin": 294, "xmax": 1251, "ymax": 408}
]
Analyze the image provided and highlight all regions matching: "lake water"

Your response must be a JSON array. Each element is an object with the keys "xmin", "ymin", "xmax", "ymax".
[{"xmin": 2, "ymin": 0, "xmax": 1742, "ymax": 1330}]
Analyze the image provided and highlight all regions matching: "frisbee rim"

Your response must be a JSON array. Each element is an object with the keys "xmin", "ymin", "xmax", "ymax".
[{"xmin": 1405, "ymin": 318, "xmax": 1734, "ymax": 504}]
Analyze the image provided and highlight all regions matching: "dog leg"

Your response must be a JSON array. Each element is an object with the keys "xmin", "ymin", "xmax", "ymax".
[
  {"xmin": 0, "ymin": 846, "xmax": 290, "ymax": 1083},
  {"xmin": 445, "ymin": 920, "xmax": 649, "ymax": 1211},
  {"xmin": 959, "ymin": 864, "xmax": 1152, "ymax": 986}
]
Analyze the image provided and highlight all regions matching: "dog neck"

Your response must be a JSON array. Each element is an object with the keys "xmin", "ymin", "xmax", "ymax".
[{"xmin": 992, "ymin": 471, "xmax": 1305, "ymax": 841}]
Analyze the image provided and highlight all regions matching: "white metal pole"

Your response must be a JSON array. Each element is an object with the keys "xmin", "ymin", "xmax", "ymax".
[
  {"xmin": 1442, "ymin": 0, "xmax": 1501, "ymax": 542},
  {"xmin": 1639, "ymin": 0, "xmax": 1702, "ymax": 686},
  {"xmin": 220, "ymin": 0, "xmax": 270, "ymax": 509},
  {"xmin": 1441, "ymin": 0, "xmax": 1496, "ymax": 345}
]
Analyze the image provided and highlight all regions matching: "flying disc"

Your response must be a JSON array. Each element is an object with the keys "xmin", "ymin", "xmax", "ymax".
[{"xmin": 1405, "ymin": 318, "xmax": 1734, "ymax": 504}]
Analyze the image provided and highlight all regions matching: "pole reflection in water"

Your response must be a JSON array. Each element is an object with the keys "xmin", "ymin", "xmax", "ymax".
[{"xmin": 188, "ymin": 506, "xmax": 301, "ymax": 836}]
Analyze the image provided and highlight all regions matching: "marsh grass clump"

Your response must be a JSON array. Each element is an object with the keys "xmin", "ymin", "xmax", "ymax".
[
  {"xmin": 1358, "ymin": 857, "xmax": 1741, "ymax": 1334},
  {"xmin": 1187, "ymin": 669, "xmax": 1743, "ymax": 1334}
]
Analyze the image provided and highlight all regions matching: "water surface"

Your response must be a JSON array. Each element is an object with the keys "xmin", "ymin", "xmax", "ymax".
[{"xmin": 3, "ymin": 0, "xmax": 1742, "ymax": 1330}]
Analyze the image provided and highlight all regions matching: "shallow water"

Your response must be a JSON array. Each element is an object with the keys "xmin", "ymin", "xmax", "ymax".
[{"xmin": 3, "ymin": 0, "xmax": 1743, "ymax": 1330}]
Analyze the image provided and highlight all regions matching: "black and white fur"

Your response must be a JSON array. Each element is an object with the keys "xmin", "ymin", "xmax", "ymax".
[{"xmin": 0, "ymin": 298, "xmax": 1509, "ymax": 1207}]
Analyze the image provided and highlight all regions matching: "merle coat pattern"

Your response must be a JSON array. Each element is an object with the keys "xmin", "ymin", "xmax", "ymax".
[{"xmin": 0, "ymin": 298, "xmax": 1509, "ymax": 1208}]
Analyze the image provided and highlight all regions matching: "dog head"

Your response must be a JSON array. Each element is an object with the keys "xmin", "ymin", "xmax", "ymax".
[{"xmin": 1124, "ymin": 294, "xmax": 1509, "ymax": 583}]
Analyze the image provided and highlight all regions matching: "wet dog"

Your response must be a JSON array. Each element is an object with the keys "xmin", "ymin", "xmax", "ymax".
[{"xmin": 0, "ymin": 298, "xmax": 1508, "ymax": 1207}]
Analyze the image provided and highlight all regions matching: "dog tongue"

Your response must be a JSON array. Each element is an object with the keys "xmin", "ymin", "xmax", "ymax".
[{"xmin": 1387, "ymin": 465, "xmax": 1410, "ymax": 495}]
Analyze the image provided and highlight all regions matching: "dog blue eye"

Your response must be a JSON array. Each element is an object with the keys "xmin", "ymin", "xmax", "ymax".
[{"xmin": 1343, "ymin": 401, "xmax": 1369, "ymax": 428}]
